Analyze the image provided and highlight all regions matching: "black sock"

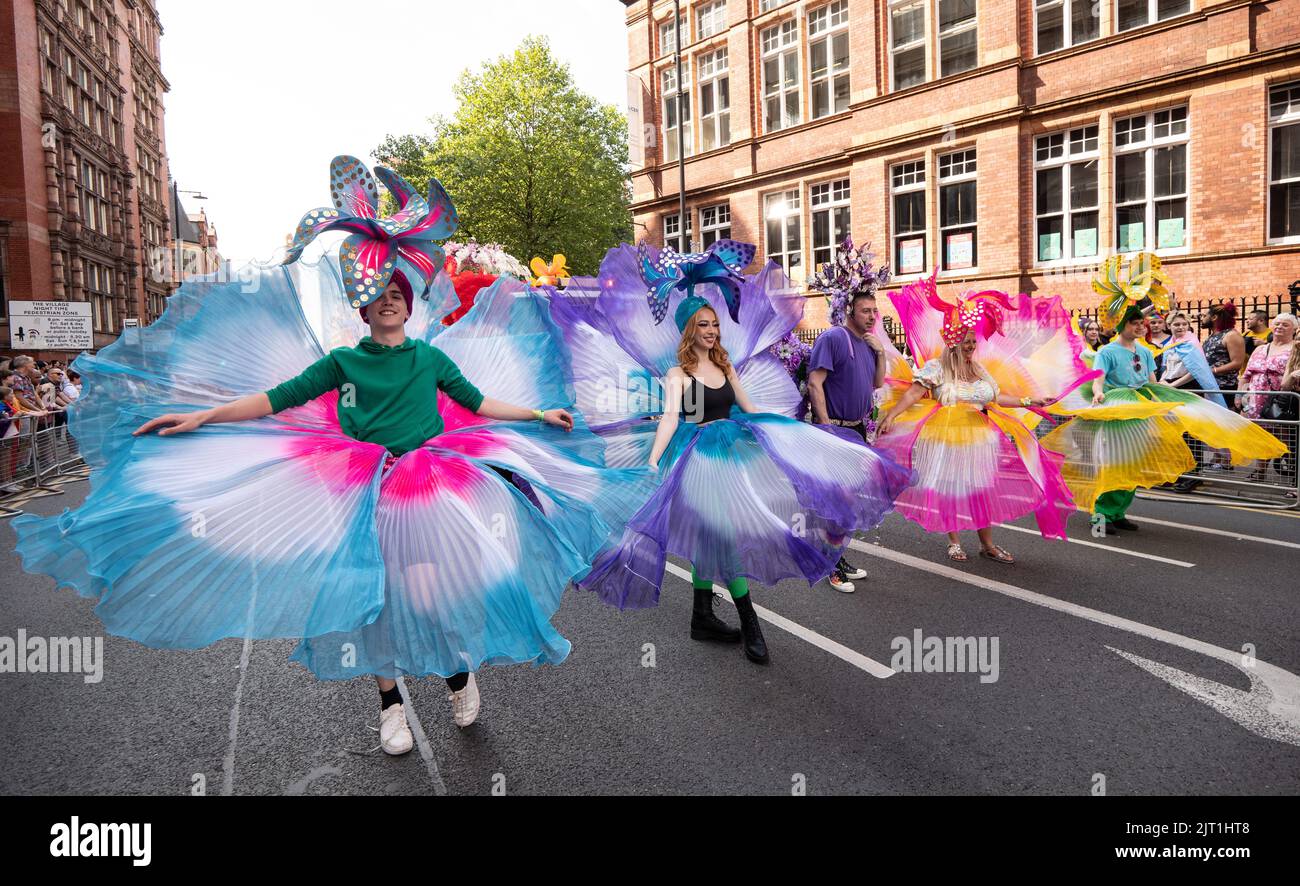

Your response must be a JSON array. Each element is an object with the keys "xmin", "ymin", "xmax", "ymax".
[
  {"xmin": 379, "ymin": 685, "xmax": 403, "ymax": 710},
  {"xmin": 446, "ymin": 672, "xmax": 469, "ymax": 692}
]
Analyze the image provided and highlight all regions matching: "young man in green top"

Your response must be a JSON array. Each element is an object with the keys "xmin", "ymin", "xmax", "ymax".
[
  {"xmin": 135, "ymin": 274, "xmax": 576, "ymax": 752},
  {"xmin": 1088, "ymin": 309, "xmax": 1156, "ymax": 535}
]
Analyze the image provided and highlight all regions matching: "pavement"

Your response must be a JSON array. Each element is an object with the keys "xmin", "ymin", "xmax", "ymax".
[{"xmin": 2, "ymin": 478, "xmax": 1298, "ymax": 796}]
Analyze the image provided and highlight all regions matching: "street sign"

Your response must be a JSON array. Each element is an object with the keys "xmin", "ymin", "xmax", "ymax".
[
  {"xmin": 7, "ymin": 301, "xmax": 93, "ymax": 351},
  {"xmin": 123, "ymin": 318, "xmax": 140, "ymax": 328}
]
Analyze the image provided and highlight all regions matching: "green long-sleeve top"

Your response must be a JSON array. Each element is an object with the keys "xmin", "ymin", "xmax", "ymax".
[{"xmin": 264, "ymin": 336, "xmax": 485, "ymax": 456}]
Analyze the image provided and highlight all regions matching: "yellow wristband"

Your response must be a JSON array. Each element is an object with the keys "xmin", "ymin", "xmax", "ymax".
[{"xmin": 532, "ymin": 409, "xmax": 545, "ymax": 422}]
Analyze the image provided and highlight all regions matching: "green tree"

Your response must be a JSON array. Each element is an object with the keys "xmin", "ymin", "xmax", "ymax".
[{"xmin": 375, "ymin": 37, "xmax": 632, "ymax": 276}]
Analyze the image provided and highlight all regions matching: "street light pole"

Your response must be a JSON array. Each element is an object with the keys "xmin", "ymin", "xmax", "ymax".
[{"xmin": 674, "ymin": 0, "xmax": 686, "ymax": 251}]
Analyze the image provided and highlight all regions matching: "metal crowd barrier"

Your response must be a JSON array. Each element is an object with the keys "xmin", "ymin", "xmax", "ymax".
[
  {"xmin": 1030, "ymin": 388, "xmax": 1299, "ymax": 510},
  {"xmin": 1173, "ymin": 388, "xmax": 1299, "ymax": 508},
  {"xmin": 0, "ymin": 411, "xmax": 86, "ymax": 519}
]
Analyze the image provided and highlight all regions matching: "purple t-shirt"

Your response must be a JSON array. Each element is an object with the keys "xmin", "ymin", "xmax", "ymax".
[{"xmin": 809, "ymin": 325, "xmax": 877, "ymax": 422}]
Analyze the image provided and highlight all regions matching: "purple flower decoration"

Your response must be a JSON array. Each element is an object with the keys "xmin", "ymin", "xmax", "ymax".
[
  {"xmin": 768, "ymin": 331, "xmax": 813, "ymax": 420},
  {"xmin": 809, "ymin": 236, "xmax": 891, "ymax": 327},
  {"xmin": 282, "ymin": 155, "xmax": 460, "ymax": 309}
]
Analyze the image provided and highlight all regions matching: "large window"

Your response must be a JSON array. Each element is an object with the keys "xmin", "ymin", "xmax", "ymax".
[
  {"xmin": 661, "ymin": 65, "xmax": 692, "ymax": 163},
  {"xmin": 890, "ymin": 1, "xmax": 926, "ymax": 91},
  {"xmin": 136, "ymin": 147, "xmax": 162, "ymax": 202},
  {"xmin": 1034, "ymin": 125, "xmax": 1099, "ymax": 263},
  {"xmin": 701, "ymin": 204, "xmax": 732, "ymax": 248},
  {"xmin": 1117, "ymin": 0, "xmax": 1190, "ymax": 32},
  {"xmin": 762, "ymin": 19, "xmax": 801, "ymax": 133},
  {"xmin": 811, "ymin": 179, "xmax": 851, "ymax": 269},
  {"xmin": 696, "ymin": 1, "xmax": 726, "ymax": 39},
  {"xmin": 939, "ymin": 149, "xmax": 977, "ymax": 271},
  {"xmin": 698, "ymin": 49, "xmax": 730, "ymax": 152},
  {"xmin": 659, "ymin": 13, "xmax": 687, "ymax": 57},
  {"xmin": 1114, "ymin": 106, "xmax": 1188, "ymax": 252},
  {"xmin": 78, "ymin": 157, "xmax": 110, "ymax": 235},
  {"xmin": 1034, "ymin": 0, "xmax": 1099, "ymax": 54},
  {"xmin": 892, "ymin": 160, "xmax": 927, "ymax": 275},
  {"xmin": 1270, "ymin": 81, "xmax": 1300, "ymax": 243},
  {"xmin": 938, "ymin": 0, "xmax": 977, "ymax": 77},
  {"xmin": 84, "ymin": 258, "xmax": 115, "ymax": 333},
  {"xmin": 765, "ymin": 189, "xmax": 803, "ymax": 279},
  {"xmin": 664, "ymin": 212, "xmax": 693, "ymax": 253},
  {"xmin": 808, "ymin": 1, "xmax": 849, "ymax": 119}
]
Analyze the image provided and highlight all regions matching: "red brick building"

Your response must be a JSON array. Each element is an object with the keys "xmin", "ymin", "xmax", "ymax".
[
  {"xmin": 0, "ymin": 0, "xmax": 174, "ymax": 358},
  {"xmin": 623, "ymin": 0, "xmax": 1300, "ymax": 327}
]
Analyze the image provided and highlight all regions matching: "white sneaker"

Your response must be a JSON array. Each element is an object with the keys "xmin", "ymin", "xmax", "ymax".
[
  {"xmin": 379, "ymin": 703, "xmax": 414, "ymax": 755},
  {"xmin": 841, "ymin": 564, "xmax": 867, "ymax": 581},
  {"xmin": 448, "ymin": 673, "xmax": 480, "ymax": 728},
  {"xmin": 829, "ymin": 571, "xmax": 856, "ymax": 594}
]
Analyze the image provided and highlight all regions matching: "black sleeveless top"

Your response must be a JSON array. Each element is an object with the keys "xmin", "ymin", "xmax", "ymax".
[{"xmin": 682, "ymin": 374, "xmax": 736, "ymax": 424}]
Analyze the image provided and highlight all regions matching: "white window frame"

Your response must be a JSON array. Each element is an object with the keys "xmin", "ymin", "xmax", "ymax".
[
  {"xmin": 808, "ymin": 1, "xmax": 850, "ymax": 120},
  {"xmin": 1113, "ymin": 105, "xmax": 1190, "ymax": 255},
  {"xmin": 1268, "ymin": 81, "xmax": 1300, "ymax": 245},
  {"xmin": 761, "ymin": 19, "xmax": 801, "ymax": 133},
  {"xmin": 810, "ymin": 178, "xmax": 851, "ymax": 270},
  {"xmin": 891, "ymin": 160, "xmax": 928, "ymax": 277},
  {"xmin": 1116, "ymin": 0, "xmax": 1191, "ymax": 33},
  {"xmin": 938, "ymin": 148, "xmax": 978, "ymax": 273},
  {"xmin": 663, "ymin": 211, "xmax": 694, "ymax": 253},
  {"xmin": 658, "ymin": 13, "xmax": 687, "ymax": 57},
  {"xmin": 764, "ymin": 188, "xmax": 803, "ymax": 279},
  {"xmin": 696, "ymin": 0, "xmax": 726, "ymax": 40},
  {"xmin": 1033, "ymin": 124, "xmax": 1100, "ymax": 266},
  {"xmin": 889, "ymin": 0, "xmax": 928, "ymax": 92},
  {"xmin": 936, "ymin": 0, "xmax": 978, "ymax": 78},
  {"xmin": 661, "ymin": 64, "xmax": 693, "ymax": 163},
  {"xmin": 698, "ymin": 48, "xmax": 730, "ymax": 152},
  {"xmin": 1033, "ymin": 0, "xmax": 1100, "ymax": 55},
  {"xmin": 701, "ymin": 203, "xmax": 732, "ymax": 248}
]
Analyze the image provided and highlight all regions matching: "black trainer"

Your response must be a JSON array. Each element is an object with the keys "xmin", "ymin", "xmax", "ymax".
[{"xmin": 690, "ymin": 587, "xmax": 741, "ymax": 643}]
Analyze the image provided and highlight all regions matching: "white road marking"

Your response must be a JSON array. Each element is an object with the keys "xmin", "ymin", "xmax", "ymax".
[
  {"xmin": 662, "ymin": 562, "xmax": 896, "ymax": 679},
  {"xmin": 1108, "ymin": 647, "xmax": 1300, "ymax": 747},
  {"xmin": 849, "ymin": 540, "xmax": 1300, "ymax": 748},
  {"xmin": 397, "ymin": 677, "xmax": 448, "ymax": 796},
  {"xmin": 1125, "ymin": 515, "xmax": 1300, "ymax": 549},
  {"xmin": 994, "ymin": 523, "xmax": 1195, "ymax": 567},
  {"xmin": 221, "ymin": 636, "xmax": 253, "ymax": 797}
]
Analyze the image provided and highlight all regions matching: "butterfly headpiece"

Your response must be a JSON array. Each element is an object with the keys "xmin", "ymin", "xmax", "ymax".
[
  {"xmin": 637, "ymin": 240, "xmax": 756, "ymax": 327},
  {"xmin": 282, "ymin": 155, "xmax": 459, "ymax": 311}
]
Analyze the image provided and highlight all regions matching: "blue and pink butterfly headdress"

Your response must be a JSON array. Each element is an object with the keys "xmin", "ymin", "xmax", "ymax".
[
  {"xmin": 283, "ymin": 155, "xmax": 459, "ymax": 311},
  {"xmin": 636, "ymin": 239, "xmax": 756, "ymax": 331}
]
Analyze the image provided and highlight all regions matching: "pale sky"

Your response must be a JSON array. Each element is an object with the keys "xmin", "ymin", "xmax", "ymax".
[{"xmin": 158, "ymin": 0, "xmax": 630, "ymax": 266}]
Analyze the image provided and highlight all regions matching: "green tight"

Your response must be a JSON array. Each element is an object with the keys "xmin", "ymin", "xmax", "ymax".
[
  {"xmin": 691, "ymin": 565, "xmax": 749, "ymax": 599},
  {"xmin": 1094, "ymin": 489, "xmax": 1135, "ymax": 522}
]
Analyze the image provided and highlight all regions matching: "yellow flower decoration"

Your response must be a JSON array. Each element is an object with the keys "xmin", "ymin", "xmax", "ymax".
[
  {"xmin": 530, "ymin": 255, "xmax": 570, "ymax": 288},
  {"xmin": 1092, "ymin": 252, "xmax": 1171, "ymax": 333}
]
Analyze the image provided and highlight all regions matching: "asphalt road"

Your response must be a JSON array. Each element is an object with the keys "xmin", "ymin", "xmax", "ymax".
[{"xmin": 2, "ymin": 479, "xmax": 1298, "ymax": 796}]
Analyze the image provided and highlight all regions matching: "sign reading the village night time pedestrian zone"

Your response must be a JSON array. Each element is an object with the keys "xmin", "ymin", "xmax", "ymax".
[{"xmin": 7, "ymin": 301, "xmax": 93, "ymax": 351}]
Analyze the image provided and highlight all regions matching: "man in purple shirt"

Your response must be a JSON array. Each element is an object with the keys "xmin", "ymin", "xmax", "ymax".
[{"xmin": 808, "ymin": 290, "xmax": 887, "ymax": 593}]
